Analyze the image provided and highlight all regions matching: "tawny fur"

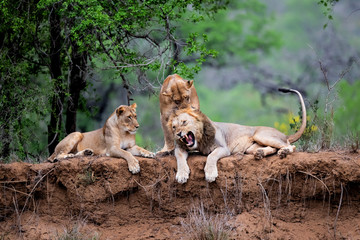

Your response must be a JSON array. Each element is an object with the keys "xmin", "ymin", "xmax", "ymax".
[
  {"xmin": 48, "ymin": 103, "xmax": 155, "ymax": 174},
  {"xmin": 158, "ymin": 74, "xmax": 200, "ymax": 154},
  {"xmin": 169, "ymin": 89, "xmax": 306, "ymax": 183}
]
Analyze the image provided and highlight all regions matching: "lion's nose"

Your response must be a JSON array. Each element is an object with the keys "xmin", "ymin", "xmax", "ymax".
[{"xmin": 135, "ymin": 125, "xmax": 139, "ymax": 129}]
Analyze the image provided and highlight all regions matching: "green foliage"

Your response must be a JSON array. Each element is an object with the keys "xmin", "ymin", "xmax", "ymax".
[
  {"xmin": 198, "ymin": 84, "xmax": 293, "ymax": 126},
  {"xmin": 0, "ymin": 0, "xmax": 230, "ymax": 160},
  {"xmin": 0, "ymin": 52, "xmax": 51, "ymax": 162},
  {"xmin": 288, "ymin": 108, "xmax": 319, "ymax": 151},
  {"xmin": 317, "ymin": 0, "xmax": 339, "ymax": 28},
  {"xmin": 334, "ymin": 81, "xmax": 360, "ymax": 135},
  {"xmin": 180, "ymin": 0, "xmax": 282, "ymax": 66},
  {"xmin": 134, "ymin": 95, "xmax": 162, "ymax": 151}
]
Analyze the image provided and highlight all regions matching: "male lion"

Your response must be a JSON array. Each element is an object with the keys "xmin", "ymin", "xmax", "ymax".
[
  {"xmin": 158, "ymin": 74, "xmax": 200, "ymax": 154},
  {"xmin": 48, "ymin": 103, "xmax": 155, "ymax": 174},
  {"xmin": 169, "ymin": 88, "xmax": 306, "ymax": 183}
]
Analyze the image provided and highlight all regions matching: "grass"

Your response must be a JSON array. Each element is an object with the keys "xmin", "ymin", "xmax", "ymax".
[
  {"xmin": 54, "ymin": 224, "xmax": 100, "ymax": 240},
  {"xmin": 54, "ymin": 215, "xmax": 100, "ymax": 240},
  {"xmin": 181, "ymin": 203, "xmax": 233, "ymax": 240}
]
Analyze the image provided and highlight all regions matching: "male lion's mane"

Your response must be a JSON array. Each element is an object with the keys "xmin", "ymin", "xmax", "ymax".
[{"xmin": 195, "ymin": 110, "xmax": 216, "ymax": 155}]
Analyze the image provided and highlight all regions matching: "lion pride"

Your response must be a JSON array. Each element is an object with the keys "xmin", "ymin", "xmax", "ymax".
[
  {"xmin": 48, "ymin": 103, "xmax": 155, "ymax": 174},
  {"xmin": 169, "ymin": 88, "xmax": 306, "ymax": 183}
]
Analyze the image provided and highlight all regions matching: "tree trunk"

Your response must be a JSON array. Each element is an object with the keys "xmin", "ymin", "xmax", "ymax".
[
  {"xmin": 65, "ymin": 42, "xmax": 88, "ymax": 134},
  {"xmin": 166, "ymin": 41, "xmax": 181, "ymax": 77},
  {"xmin": 47, "ymin": 3, "xmax": 64, "ymax": 155}
]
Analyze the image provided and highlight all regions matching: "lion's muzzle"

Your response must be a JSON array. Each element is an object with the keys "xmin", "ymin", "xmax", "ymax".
[{"xmin": 179, "ymin": 131, "xmax": 195, "ymax": 147}]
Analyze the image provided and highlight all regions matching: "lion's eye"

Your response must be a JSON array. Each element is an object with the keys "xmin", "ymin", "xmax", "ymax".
[
  {"xmin": 182, "ymin": 120, "xmax": 187, "ymax": 126},
  {"xmin": 128, "ymin": 116, "xmax": 132, "ymax": 120},
  {"xmin": 172, "ymin": 126, "xmax": 175, "ymax": 129}
]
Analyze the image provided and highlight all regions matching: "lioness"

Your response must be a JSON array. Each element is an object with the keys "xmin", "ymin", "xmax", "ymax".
[
  {"xmin": 169, "ymin": 88, "xmax": 306, "ymax": 183},
  {"xmin": 158, "ymin": 74, "xmax": 200, "ymax": 154},
  {"xmin": 48, "ymin": 103, "xmax": 155, "ymax": 174}
]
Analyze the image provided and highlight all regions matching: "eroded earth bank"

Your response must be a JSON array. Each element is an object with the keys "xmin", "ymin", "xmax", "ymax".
[{"xmin": 1, "ymin": 152, "xmax": 360, "ymax": 239}]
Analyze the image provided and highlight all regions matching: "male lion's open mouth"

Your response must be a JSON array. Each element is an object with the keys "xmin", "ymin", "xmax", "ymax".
[{"xmin": 180, "ymin": 131, "xmax": 195, "ymax": 147}]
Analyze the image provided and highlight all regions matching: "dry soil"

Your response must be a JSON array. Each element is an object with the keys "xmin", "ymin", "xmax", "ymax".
[{"xmin": 1, "ymin": 151, "xmax": 360, "ymax": 239}]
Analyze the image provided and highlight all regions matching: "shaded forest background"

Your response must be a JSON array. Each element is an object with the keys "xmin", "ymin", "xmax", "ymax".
[{"xmin": 0, "ymin": 0, "xmax": 359, "ymax": 162}]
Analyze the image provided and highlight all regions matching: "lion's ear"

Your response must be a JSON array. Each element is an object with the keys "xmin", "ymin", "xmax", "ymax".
[
  {"xmin": 161, "ymin": 89, "xmax": 171, "ymax": 96},
  {"xmin": 186, "ymin": 80, "xmax": 194, "ymax": 89},
  {"xmin": 116, "ymin": 106, "xmax": 126, "ymax": 116},
  {"xmin": 130, "ymin": 103, "xmax": 137, "ymax": 109}
]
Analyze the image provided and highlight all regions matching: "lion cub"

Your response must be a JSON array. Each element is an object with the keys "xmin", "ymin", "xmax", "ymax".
[
  {"xmin": 169, "ymin": 88, "xmax": 306, "ymax": 183},
  {"xmin": 158, "ymin": 74, "xmax": 200, "ymax": 154},
  {"xmin": 48, "ymin": 103, "xmax": 155, "ymax": 174}
]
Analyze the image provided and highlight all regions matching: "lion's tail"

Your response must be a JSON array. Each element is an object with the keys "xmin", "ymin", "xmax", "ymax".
[{"xmin": 278, "ymin": 88, "xmax": 307, "ymax": 143}]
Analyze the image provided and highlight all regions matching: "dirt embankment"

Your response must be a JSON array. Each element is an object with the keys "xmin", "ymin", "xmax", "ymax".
[{"xmin": 1, "ymin": 152, "xmax": 360, "ymax": 239}]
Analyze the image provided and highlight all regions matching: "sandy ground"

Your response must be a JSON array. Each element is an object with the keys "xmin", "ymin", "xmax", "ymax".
[{"xmin": 1, "ymin": 151, "xmax": 360, "ymax": 239}]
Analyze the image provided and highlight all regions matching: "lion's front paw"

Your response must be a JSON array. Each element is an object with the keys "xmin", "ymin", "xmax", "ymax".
[
  {"xmin": 156, "ymin": 149, "xmax": 174, "ymax": 157},
  {"xmin": 64, "ymin": 154, "xmax": 75, "ymax": 159},
  {"xmin": 278, "ymin": 148, "xmax": 290, "ymax": 159},
  {"xmin": 176, "ymin": 168, "xmax": 190, "ymax": 184},
  {"xmin": 143, "ymin": 151, "xmax": 156, "ymax": 158},
  {"xmin": 128, "ymin": 158, "xmax": 140, "ymax": 174},
  {"xmin": 204, "ymin": 164, "xmax": 218, "ymax": 183}
]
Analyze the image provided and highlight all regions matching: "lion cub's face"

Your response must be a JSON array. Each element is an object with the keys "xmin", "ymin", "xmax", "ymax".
[
  {"xmin": 116, "ymin": 103, "xmax": 139, "ymax": 134},
  {"xmin": 171, "ymin": 112, "xmax": 203, "ymax": 149},
  {"xmin": 162, "ymin": 74, "xmax": 194, "ymax": 109}
]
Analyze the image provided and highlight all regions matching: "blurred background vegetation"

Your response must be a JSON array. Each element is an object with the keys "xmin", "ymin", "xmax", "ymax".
[{"xmin": 1, "ymin": 0, "xmax": 359, "ymax": 162}]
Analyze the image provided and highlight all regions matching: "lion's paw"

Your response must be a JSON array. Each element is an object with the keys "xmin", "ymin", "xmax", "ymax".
[
  {"xmin": 144, "ymin": 152, "xmax": 156, "ymax": 158},
  {"xmin": 84, "ymin": 149, "xmax": 93, "ymax": 156},
  {"xmin": 204, "ymin": 164, "xmax": 218, "ymax": 183},
  {"xmin": 156, "ymin": 150, "xmax": 174, "ymax": 157},
  {"xmin": 176, "ymin": 169, "xmax": 190, "ymax": 184},
  {"xmin": 278, "ymin": 148, "xmax": 290, "ymax": 159},
  {"xmin": 254, "ymin": 149, "xmax": 264, "ymax": 160},
  {"xmin": 128, "ymin": 159, "xmax": 140, "ymax": 174}
]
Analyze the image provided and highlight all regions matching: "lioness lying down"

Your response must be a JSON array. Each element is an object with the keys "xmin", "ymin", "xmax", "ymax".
[
  {"xmin": 169, "ymin": 88, "xmax": 306, "ymax": 183},
  {"xmin": 48, "ymin": 103, "xmax": 155, "ymax": 174}
]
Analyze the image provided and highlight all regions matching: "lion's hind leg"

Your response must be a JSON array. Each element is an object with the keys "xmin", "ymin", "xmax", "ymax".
[
  {"xmin": 255, "ymin": 146, "xmax": 277, "ymax": 160},
  {"xmin": 252, "ymin": 128, "xmax": 295, "ymax": 159},
  {"xmin": 48, "ymin": 132, "xmax": 83, "ymax": 162},
  {"xmin": 246, "ymin": 143, "xmax": 277, "ymax": 160}
]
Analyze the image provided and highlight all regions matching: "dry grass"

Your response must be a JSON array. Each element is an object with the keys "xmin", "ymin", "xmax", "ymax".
[
  {"xmin": 258, "ymin": 179, "xmax": 273, "ymax": 235},
  {"xmin": 54, "ymin": 216, "xmax": 100, "ymax": 240},
  {"xmin": 181, "ymin": 202, "xmax": 233, "ymax": 240},
  {"xmin": 54, "ymin": 224, "xmax": 100, "ymax": 240}
]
